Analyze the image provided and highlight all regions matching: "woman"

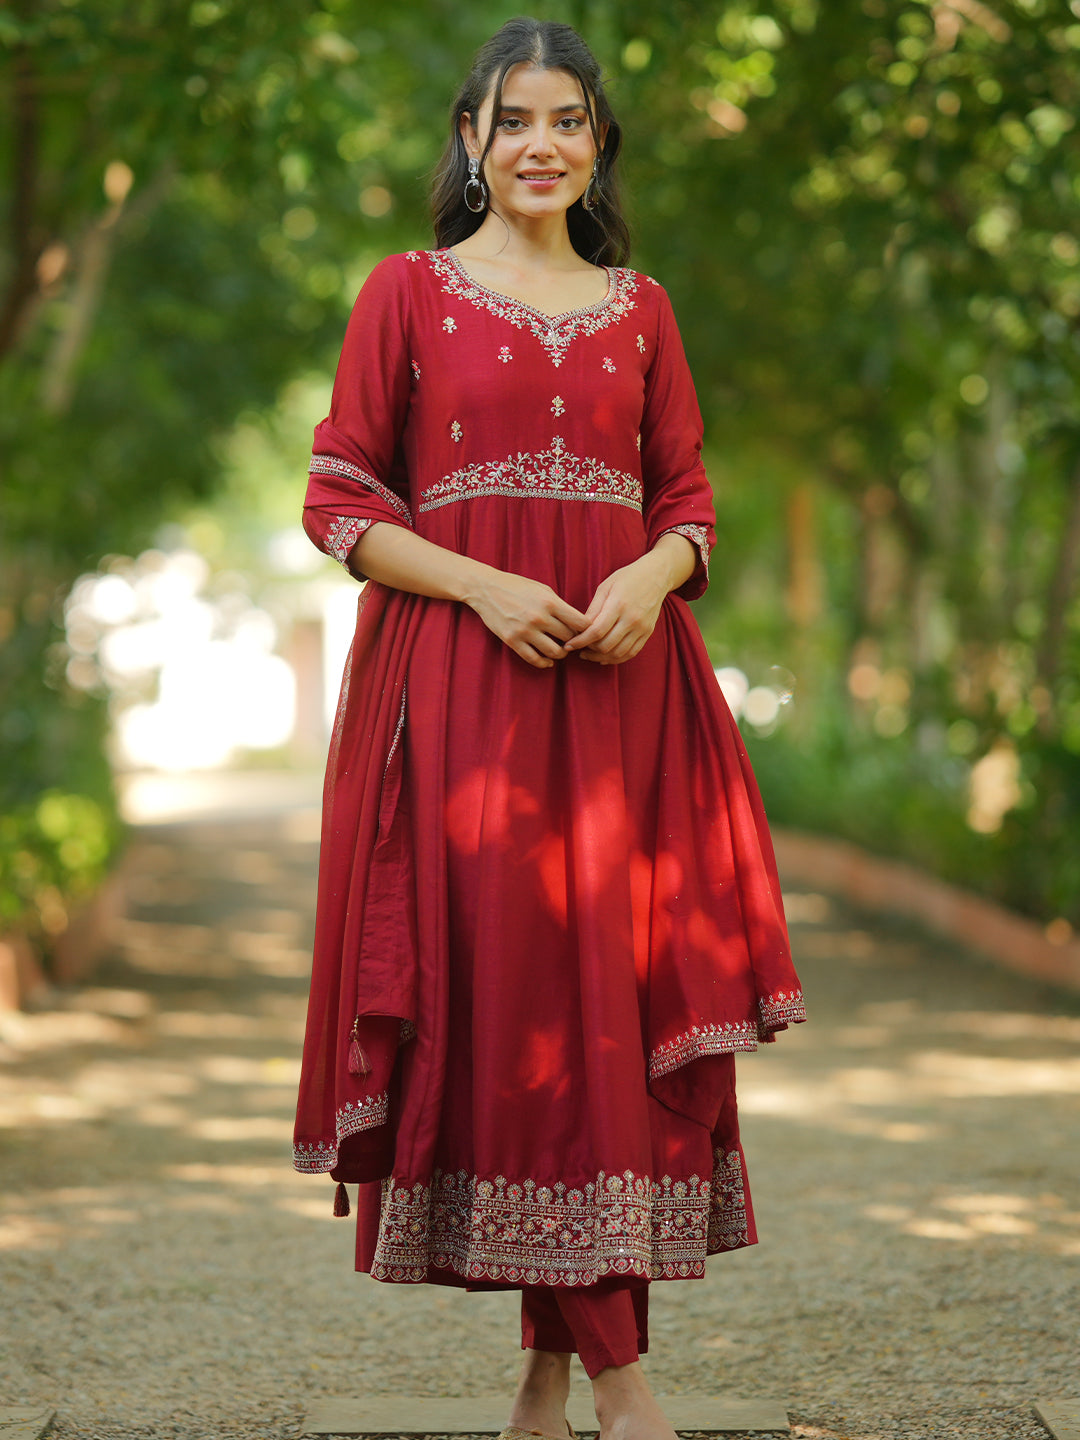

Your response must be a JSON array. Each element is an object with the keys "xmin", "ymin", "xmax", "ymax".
[{"xmin": 293, "ymin": 18, "xmax": 804, "ymax": 1440}]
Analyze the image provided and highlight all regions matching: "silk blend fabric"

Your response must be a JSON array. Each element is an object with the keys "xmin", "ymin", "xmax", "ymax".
[{"xmin": 293, "ymin": 248, "xmax": 805, "ymax": 1289}]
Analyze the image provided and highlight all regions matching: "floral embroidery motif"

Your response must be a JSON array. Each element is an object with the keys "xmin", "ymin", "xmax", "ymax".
[
  {"xmin": 635, "ymin": 433, "xmax": 641, "ymax": 450},
  {"xmin": 443, "ymin": 316, "xmax": 457, "ymax": 333},
  {"xmin": 369, "ymin": 1149, "xmax": 750, "ymax": 1285},
  {"xmin": 647, "ymin": 990, "xmax": 807, "ymax": 1080},
  {"xmin": 636, "ymin": 334, "xmax": 646, "ymax": 353},
  {"xmin": 404, "ymin": 251, "xmax": 421, "ymax": 262},
  {"xmin": 309, "ymin": 454, "xmax": 413, "ymax": 527},
  {"xmin": 411, "ymin": 360, "xmax": 421, "ymax": 380},
  {"xmin": 427, "ymin": 249, "xmax": 639, "ymax": 368},
  {"xmin": 602, "ymin": 356, "xmax": 616, "ymax": 372},
  {"xmin": 418, "ymin": 437, "xmax": 642, "ymax": 515},
  {"xmin": 758, "ymin": 989, "xmax": 807, "ymax": 1035},
  {"xmin": 498, "ymin": 346, "xmax": 513, "ymax": 363},
  {"xmin": 450, "ymin": 420, "xmax": 463, "ymax": 443},
  {"xmin": 293, "ymin": 1090, "xmax": 390, "ymax": 1173},
  {"xmin": 662, "ymin": 523, "xmax": 713, "ymax": 576},
  {"xmin": 551, "ymin": 396, "xmax": 565, "ymax": 417},
  {"xmin": 324, "ymin": 515, "xmax": 373, "ymax": 568}
]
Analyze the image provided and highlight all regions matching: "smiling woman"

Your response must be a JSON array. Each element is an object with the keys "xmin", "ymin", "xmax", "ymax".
[{"xmin": 292, "ymin": 17, "xmax": 805, "ymax": 1440}]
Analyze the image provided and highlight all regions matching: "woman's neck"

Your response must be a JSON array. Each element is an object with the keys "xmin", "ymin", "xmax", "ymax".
[{"xmin": 454, "ymin": 212, "xmax": 591, "ymax": 273}]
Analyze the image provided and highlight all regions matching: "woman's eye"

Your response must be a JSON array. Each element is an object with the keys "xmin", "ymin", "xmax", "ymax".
[
  {"xmin": 558, "ymin": 117, "xmax": 585, "ymax": 129},
  {"xmin": 498, "ymin": 117, "xmax": 525, "ymax": 130}
]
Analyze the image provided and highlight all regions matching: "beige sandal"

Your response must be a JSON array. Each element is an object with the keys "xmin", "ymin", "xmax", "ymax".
[{"xmin": 497, "ymin": 1427, "xmax": 577, "ymax": 1440}]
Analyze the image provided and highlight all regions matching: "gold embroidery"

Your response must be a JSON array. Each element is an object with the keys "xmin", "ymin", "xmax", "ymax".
[
  {"xmin": 309, "ymin": 454, "xmax": 413, "ymax": 527},
  {"xmin": 498, "ymin": 346, "xmax": 513, "ymax": 363},
  {"xmin": 293, "ymin": 1090, "xmax": 390, "ymax": 1173},
  {"xmin": 370, "ymin": 1149, "xmax": 750, "ymax": 1284},
  {"xmin": 324, "ymin": 515, "xmax": 373, "ymax": 567},
  {"xmin": 602, "ymin": 356, "xmax": 616, "ymax": 372},
  {"xmin": 551, "ymin": 396, "xmax": 565, "ymax": 416},
  {"xmin": 648, "ymin": 990, "xmax": 807, "ymax": 1080},
  {"xmin": 418, "ymin": 437, "xmax": 642, "ymax": 514},
  {"xmin": 450, "ymin": 421, "xmax": 463, "ymax": 442},
  {"xmin": 427, "ymin": 250, "xmax": 639, "ymax": 369},
  {"xmin": 442, "ymin": 316, "xmax": 457, "ymax": 333}
]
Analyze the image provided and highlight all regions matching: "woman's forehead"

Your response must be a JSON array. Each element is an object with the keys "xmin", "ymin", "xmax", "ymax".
[{"xmin": 485, "ymin": 64, "xmax": 588, "ymax": 112}]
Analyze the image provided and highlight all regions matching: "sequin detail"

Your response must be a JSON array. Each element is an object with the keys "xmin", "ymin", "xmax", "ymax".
[
  {"xmin": 443, "ymin": 316, "xmax": 457, "ymax": 333},
  {"xmin": 637, "ymin": 334, "xmax": 646, "ymax": 353},
  {"xmin": 451, "ymin": 421, "xmax": 463, "ymax": 442},
  {"xmin": 411, "ymin": 360, "xmax": 421, "ymax": 380},
  {"xmin": 418, "ymin": 437, "xmax": 642, "ymax": 515},
  {"xmin": 324, "ymin": 515, "xmax": 373, "ymax": 568},
  {"xmin": 647, "ymin": 990, "xmax": 807, "ymax": 1081},
  {"xmin": 428, "ymin": 249, "xmax": 639, "ymax": 368},
  {"xmin": 309, "ymin": 454, "xmax": 413, "ymax": 527},
  {"xmin": 499, "ymin": 346, "xmax": 513, "ymax": 363},
  {"xmin": 293, "ymin": 1091, "xmax": 390, "ymax": 1173},
  {"xmin": 551, "ymin": 396, "xmax": 565, "ymax": 417},
  {"xmin": 370, "ymin": 1149, "xmax": 750, "ymax": 1284},
  {"xmin": 602, "ymin": 356, "xmax": 616, "ymax": 372}
]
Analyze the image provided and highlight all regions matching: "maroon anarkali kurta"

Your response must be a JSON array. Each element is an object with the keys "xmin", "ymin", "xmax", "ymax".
[{"xmin": 293, "ymin": 248, "xmax": 805, "ymax": 1288}]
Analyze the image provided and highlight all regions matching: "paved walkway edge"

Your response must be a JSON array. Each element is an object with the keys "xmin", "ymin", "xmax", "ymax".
[
  {"xmin": 773, "ymin": 827, "xmax": 1080, "ymax": 993},
  {"xmin": 303, "ymin": 1397, "xmax": 790, "ymax": 1436}
]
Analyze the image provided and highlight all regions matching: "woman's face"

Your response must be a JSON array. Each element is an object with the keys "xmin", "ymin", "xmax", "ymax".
[{"xmin": 461, "ymin": 63, "xmax": 601, "ymax": 222}]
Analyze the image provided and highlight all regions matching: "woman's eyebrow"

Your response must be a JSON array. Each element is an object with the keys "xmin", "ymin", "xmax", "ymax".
[{"xmin": 497, "ymin": 103, "xmax": 588, "ymax": 115}]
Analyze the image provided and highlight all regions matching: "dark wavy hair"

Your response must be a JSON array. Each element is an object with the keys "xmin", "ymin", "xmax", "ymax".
[{"xmin": 430, "ymin": 17, "xmax": 630, "ymax": 267}]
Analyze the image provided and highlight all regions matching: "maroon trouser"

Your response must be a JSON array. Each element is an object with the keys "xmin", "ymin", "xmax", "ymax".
[{"xmin": 520, "ymin": 1279, "xmax": 650, "ymax": 1378}]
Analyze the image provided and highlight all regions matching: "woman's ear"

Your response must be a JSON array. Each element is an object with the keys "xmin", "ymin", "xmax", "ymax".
[{"xmin": 459, "ymin": 111, "xmax": 479, "ymax": 158}]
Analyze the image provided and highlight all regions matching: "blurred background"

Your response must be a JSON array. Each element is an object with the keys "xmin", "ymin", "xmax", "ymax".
[{"xmin": 3, "ymin": 0, "xmax": 1079, "ymax": 969}]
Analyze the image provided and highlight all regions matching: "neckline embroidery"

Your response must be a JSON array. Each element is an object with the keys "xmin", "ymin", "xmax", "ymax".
[{"xmin": 426, "ymin": 249, "xmax": 638, "ymax": 368}]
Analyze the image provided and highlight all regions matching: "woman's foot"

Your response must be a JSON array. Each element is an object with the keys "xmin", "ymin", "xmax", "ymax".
[
  {"xmin": 591, "ymin": 1361, "xmax": 678, "ymax": 1440},
  {"xmin": 506, "ymin": 1347, "xmax": 573, "ymax": 1438}
]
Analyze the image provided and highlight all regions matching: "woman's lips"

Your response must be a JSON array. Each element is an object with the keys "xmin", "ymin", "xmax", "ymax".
[{"xmin": 518, "ymin": 173, "xmax": 565, "ymax": 190}]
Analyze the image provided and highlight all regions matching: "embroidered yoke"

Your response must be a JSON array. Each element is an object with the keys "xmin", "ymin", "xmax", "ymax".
[{"xmin": 294, "ymin": 249, "xmax": 805, "ymax": 1287}]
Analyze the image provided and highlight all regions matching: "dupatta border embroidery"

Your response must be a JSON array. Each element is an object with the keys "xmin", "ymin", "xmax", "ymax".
[
  {"xmin": 647, "ymin": 990, "xmax": 807, "ymax": 1081},
  {"xmin": 309, "ymin": 454, "xmax": 414, "ymax": 527},
  {"xmin": 418, "ymin": 436, "xmax": 642, "ymax": 515},
  {"xmin": 427, "ymin": 250, "xmax": 639, "ymax": 368},
  {"xmin": 369, "ymin": 1148, "xmax": 749, "ymax": 1284},
  {"xmin": 293, "ymin": 1090, "xmax": 390, "ymax": 1173}
]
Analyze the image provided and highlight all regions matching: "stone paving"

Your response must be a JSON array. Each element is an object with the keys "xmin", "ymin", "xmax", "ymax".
[{"xmin": 1, "ymin": 799, "xmax": 1078, "ymax": 1440}]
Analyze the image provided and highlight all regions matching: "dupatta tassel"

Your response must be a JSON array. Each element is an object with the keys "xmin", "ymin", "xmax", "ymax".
[
  {"xmin": 333, "ymin": 1182, "xmax": 351, "ymax": 1218},
  {"xmin": 347, "ymin": 1020, "xmax": 371, "ymax": 1076}
]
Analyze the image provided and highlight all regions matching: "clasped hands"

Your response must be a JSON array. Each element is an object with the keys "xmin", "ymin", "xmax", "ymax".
[{"xmin": 469, "ymin": 552, "xmax": 675, "ymax": 671}]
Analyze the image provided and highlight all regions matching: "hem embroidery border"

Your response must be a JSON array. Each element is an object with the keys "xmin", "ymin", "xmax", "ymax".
[
  {"xmin": 419, "ymin": 436, "xmax": 642, "ymax": 515},
  {"xmin": 369, "ymin": 1148, "xmax": 749, "ymax": 1284}
]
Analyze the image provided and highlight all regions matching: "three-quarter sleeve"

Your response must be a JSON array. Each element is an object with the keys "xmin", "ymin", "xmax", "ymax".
[
  {"xmin": 639, "ymin": 285, "xmax": 717, "ymax": 601},
  {"xmin": 303, "ymin": 255, "xmax": 415, "ymax": 575}
]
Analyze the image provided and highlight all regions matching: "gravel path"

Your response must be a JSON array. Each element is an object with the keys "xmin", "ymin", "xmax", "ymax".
[{"xmin": 1, "ymin": 801, "xmax": 1077, "ymax": 1440}]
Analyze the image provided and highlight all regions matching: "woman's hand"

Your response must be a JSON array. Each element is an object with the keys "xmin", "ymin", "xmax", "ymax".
[
  {"xmin": 466, "ymin": 570, "xmax": 589, "ymax": 670},
  {"xmin": 563, "ymin": 534, "xmax": 697, "ymax": 666}
]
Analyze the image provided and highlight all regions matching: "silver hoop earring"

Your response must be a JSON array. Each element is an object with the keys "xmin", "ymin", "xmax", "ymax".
[
  {"xmin": 464, "ymin": 156, "xmax": 488, "ymax": 214},
  {"xmin": 581, "ymin": 157, "xmax": 601, "ymax": 212}
]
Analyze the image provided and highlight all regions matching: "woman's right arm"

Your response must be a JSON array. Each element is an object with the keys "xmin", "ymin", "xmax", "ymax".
[{"xmin": 350, "ymin": 522, "xmax": 587, "ymax": 671}]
